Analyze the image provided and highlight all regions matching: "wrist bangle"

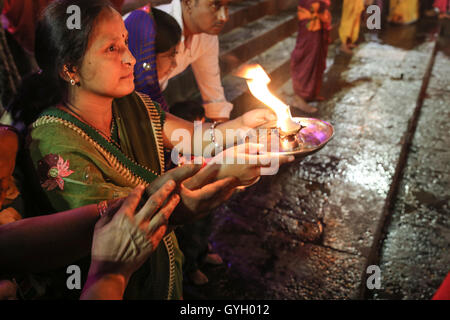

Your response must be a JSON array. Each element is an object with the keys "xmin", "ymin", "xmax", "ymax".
[
  {"xmin": 97, "ymin": 200, "xmax": 108, "ymax": 218},
  {"xmin": 210, "ymin": 121, "xmax": 221, "ymax": 149}
]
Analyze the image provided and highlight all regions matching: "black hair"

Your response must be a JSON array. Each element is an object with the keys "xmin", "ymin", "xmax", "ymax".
[
  {"xmin": 7, "ymin": 0, "xmax": 114, "ymax": 127},
  {"xmin": 153, "ymin": 7, "xmax": 182, "ymax": 54},
  {"xmin": 170, "ymin": 100, "xmax": 205, "ymax": 122}
]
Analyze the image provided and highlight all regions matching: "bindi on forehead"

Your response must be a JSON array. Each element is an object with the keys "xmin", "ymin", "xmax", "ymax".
[
  {"xmin": 103, "ymin": 32, "xmax": 128, "ymax": 42},
  {"xmin": 89, "ymin": 8, "xmax": 127, "ymax": 44}
]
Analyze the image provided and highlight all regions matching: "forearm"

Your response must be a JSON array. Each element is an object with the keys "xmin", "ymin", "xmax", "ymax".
[
  {"xmin": 164, "ymin": 113, "xmax": 245, "ymax": 157},
  {"xmin": 0, "ymin": 204, "xmax": 100, "ymax": 274},
  {"xmin": 191, "ymin": 36, "xmax": 233, "ymax": 120},
  {"xmin": 210, "ymin": 118, "xmax": 247, "ymax": 151},
  {"xmin": 81, "ymin": 272, "xmax": 127, "ymax": 300}
]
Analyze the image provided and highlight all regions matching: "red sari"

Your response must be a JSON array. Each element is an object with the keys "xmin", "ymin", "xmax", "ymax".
[
  {"xmin": 434, "ymin": 0, "xmax": 449, "ymax": 12},
  {"xmin": 290, "ymin": 0, "xmax": 331, "ymax": 101}
]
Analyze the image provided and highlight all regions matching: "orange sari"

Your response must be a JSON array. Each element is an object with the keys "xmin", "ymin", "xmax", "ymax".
[{"xmin": 339, "ymin": 0, "xmax": 365, "ymax": 45}]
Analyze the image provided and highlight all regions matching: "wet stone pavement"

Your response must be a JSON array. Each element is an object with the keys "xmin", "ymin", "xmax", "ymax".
[
  {"xmin": 373, "ymin": 40, "xmax": 450, "ymax": 300},
  {"xmin": 183, "ymin": 20, "xmax": 448, "ymax": 300}
]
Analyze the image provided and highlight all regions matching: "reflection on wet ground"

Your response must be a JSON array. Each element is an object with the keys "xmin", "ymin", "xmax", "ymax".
[
  {"xmin": 374, "ymin": 37, "xmax": 450, "ymax": 299},
  {"xmin": 183, "ymin": 18, "xmax": 448, "ymax": 300}
]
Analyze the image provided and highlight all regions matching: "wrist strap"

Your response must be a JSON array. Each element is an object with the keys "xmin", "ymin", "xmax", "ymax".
[{"xmin": 210, "ymin": 121, "xmax": 221, "ymax": 149}]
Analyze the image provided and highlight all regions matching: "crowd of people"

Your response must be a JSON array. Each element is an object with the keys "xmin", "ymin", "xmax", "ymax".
[
  {"xmin": 289, "ymin": 0, "xmax": 449, "ymax": 113},
  {"xmin": 0, "ymin": 0, "xmax": 448, "ymax": 300},
  {"xmin": 0, "ymin": 0, "xmax": 294, "ymax": 300}
]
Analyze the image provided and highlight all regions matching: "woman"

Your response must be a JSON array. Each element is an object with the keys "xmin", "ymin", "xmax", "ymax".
[
  {"xmin": 433, "ymin": 0, "xmax": 450, "ymax": 19},
  {"xmin": 9, "ymin": 0, "xmax": 292, "ymax": 299},
  {"xmin": 339, "ymin": 0, "xmax": 365, "ymax": 54},
  {"xmin": 290, "ymin": 0, "xmax": 331, "ymax": 114},
  {"xmin": 125, "ymin": 6, "xmax": 180, "ymax": 111}
]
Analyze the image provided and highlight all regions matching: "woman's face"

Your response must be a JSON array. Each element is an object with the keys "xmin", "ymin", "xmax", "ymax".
[
  {"xmin": 75, "ymin": 8, "xmax": 136, "ymax": 99},
  {"xmin": 156, "ymin": 45, "xmax": 178, "ymax": 80}
]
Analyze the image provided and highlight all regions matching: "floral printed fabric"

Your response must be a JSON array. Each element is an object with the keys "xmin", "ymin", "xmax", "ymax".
[{"xmin": 38, "ymin": 154, "xmax": 74, "ymax": 191}]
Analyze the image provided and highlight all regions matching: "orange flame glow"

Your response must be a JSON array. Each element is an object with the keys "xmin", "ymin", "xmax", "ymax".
[{"xmin": 241, "ymin": 64, "xmax": 292, "ymax": 131}]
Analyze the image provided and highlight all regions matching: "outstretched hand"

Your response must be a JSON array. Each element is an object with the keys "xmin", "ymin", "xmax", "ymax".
[
  {"xmin": 238, "ymin": 108, "xmax": 277, "ymax": 132},
  {"xmin": 210, "ymin": 142, "xmax": 295, "ymax": 187},
  {"xmin": 90, "ymin": 183, "xmax": 179, "ymax": 275},
  {"xmin": 170, "ymin": 174, "xmax": 238, "ymax": 225},
  {"xmin": 81, "ymin": 183, "xmax": 181, "ymax": 300},
  {"xmin": 144, "ymin": 164, "xmax": 201, "ymax": 198}
]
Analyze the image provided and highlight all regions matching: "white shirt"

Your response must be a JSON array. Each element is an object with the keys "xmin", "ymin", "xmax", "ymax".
[{"xmin": 156, "ymin": 0, "xmax": 233, "ymax": 119}]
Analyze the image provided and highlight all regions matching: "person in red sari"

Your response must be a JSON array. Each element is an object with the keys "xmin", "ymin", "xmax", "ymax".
[
  {"xmin": 433, "ymin": 0, "xmax": 450, "ymax": 18},
  {"xmin": 290, "ymin": 0, "xmax": 331, "ymax": 114}
]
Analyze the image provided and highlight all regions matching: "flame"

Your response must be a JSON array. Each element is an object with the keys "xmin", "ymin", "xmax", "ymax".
[{"xmin": 241, "ymin": 64, "xmax": 291, "ymax": 130}]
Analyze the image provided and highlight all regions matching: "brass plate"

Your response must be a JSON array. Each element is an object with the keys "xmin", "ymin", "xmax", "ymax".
[{"xmin": 256, "ymin": 117, "xmax": 334, "ymax": 157}]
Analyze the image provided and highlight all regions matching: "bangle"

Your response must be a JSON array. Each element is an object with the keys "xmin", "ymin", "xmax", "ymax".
[
  {"xmin": 97, "ymin": 200, "xmax": 108, "ymax": 218},
  {"xmin": 210, "ymin": 121, "xmax": 221, "ymax": 149}
]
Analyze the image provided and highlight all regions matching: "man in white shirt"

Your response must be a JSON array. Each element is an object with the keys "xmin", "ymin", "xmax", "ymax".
[{"xmin": 157, "ymin": 0, "xmax": 233, "ymax": 122}]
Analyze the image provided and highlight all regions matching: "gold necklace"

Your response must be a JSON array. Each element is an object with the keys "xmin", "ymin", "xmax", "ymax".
[{"xmin": 62, "ymin": 102, "xmax": 120, "ymax": 148}]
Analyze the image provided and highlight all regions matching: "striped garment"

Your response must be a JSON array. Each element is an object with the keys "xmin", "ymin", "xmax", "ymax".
[{"xmin": 125, "ymin": 10, "xmax": 169, "ymax": 111}]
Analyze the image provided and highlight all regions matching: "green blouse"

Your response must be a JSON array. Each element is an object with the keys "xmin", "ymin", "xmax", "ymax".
[{"xmin": 29, "ymin": 91, "xmax": 183, "ymax": 300}]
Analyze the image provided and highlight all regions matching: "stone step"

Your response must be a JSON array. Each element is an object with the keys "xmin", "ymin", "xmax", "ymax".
[
  {"xmin": 223, "ymin": 0, "xmax": 277, "ymax": 34},
  {"xmin": 223, "ymin": 33, "xmax": 297, "ymax": 118},
  {"xmin": 219, "ymin": 8, "xmax": 297, "ymax": 76},
  {"xmin": 223, "ymin": 0, "xmax": 297, "ymax": 34}
]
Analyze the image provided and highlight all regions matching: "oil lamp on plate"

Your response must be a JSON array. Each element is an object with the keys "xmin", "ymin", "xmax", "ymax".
[{"xmin": 235, "ymin": 64, "xmax": 334, "ymax": 159}]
